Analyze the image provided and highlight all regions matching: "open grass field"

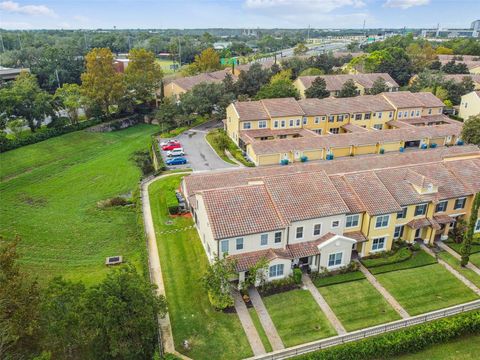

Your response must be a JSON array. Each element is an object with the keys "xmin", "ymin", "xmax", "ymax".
[
  {"xmin": 262, "ymin": 289, "xmax": 336, "ymax": 347},
  {"xmin": 394, "ymin": 333, "xmax": 480, "ymax": 360},
  {"xmin": 317, "ymin": 279, "xmax": 401, "ymax": 331},
  {"xmin": 156, "ymin": 59, "xmax": 177, "ymax": 74},
  {"xmin": 148, "ymin": 175, "xmax": 252, "ymax": 360},
  {"xmin": 375, "ymin": 263, "xmax": 478, "ymax": 315},
  {"xmin": 0, "ymin": 124, "xmax": 157, "ymax": 285},
  {"xmin": 437, "ymin": 251, "xmax": 480, "ymax": 288}
]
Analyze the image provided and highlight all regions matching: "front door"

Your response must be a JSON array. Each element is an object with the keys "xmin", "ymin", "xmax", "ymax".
[{"xmin": 415, "ymin": 228, "xmax": 421, "ymax": 239}]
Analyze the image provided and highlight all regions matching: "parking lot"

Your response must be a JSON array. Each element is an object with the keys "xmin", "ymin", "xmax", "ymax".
[{"xmin": 159, "ymin": 120, "xmax": 238, "ymax": 171}]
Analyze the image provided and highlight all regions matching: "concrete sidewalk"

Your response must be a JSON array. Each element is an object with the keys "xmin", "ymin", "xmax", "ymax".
[{"xmin": 437, "ymin": 241, "xmax": 480, "ymax": 276}]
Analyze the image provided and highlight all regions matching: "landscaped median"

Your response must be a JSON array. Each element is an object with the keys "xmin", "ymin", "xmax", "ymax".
[
  {"xmin": 148, "ymin": 174, "xmax": 252, "ymax": 360},
  {"xmin": 444, "ymin": 240, "xmax": 480, "ymax": 268},
  {"xmin": 206, "ymin": 129, "xmax": 255, "ymax": 167},
  {"xmin": 312, "ymin": 270, "xmax": 401, "ymax": 331}
]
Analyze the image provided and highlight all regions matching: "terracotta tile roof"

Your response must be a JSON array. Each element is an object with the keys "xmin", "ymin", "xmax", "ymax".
[
  {"xmin": 407, "ymin": 218, "xmax": 440, "ymax": 230},
  {"xmin": 330, "ymin": 175, "xmax": 366, "ymax": 213},
  {"xmin": 438, "ymin": 58, "xmax": 480, "ymax": 70},
  {"xmin": 434, "ymin": 214, "xmax": 455, "ymax": 224},
  {"xmin": 298, "ymin": 95, "xmax": 395, "ymax": 116},
  {"xmin": 438, "ymin": 55, "xmax": 480, "ymax": 62},
  {"xmin": 229, "ymin": 248, "xmax": 292, "ymax": 272},
  {"xmin": 298, "ymin": 73, "xmax": 399, "ymax": 92},
  {"xmin": 382, "ymin": 91, "xmax": 425, "ymax": 108},
  {"xmin": 287, "ymin": 233, "xmax": 336, "ymax": 258},
  {"xmin": 401, "ymin": 115, "xmax": 457, "ymax": 126},
  {"xmin": 443, "ymin": 74, "xmax": 480, "ymax": 84},
  {"xmin": 343, "ymin": 231, "xmax": 368, "ymax": 243},
  {"xmin": 261, "ymin": 98, "xmax": 305, "ymax": 118},
  {"xmin": 233, "ymin": 101, "xmax": 270, "ymax": 121},
  {"xmin": 343, "ymin": 172, "xmax": 403, "ymax": 215},
  {"xmin": 342, "ymin": 123, "xmax": 369, "ymax": 133},
  {"xmin": 262, "ymin": 172, "xmax": 350, "ymax": 222},
  {"xmin": 201, "ymin": 184, "xmax": 287, "ymax": 239},
  {"xmin": 172, "ymin": 69, "xmax": 233, "ymax": 91},
  {"xmin": 387, "ymin": 120, "xmax": 413, "ymax": 128},
  {"xmin": 410, "ymin": 92, "xmax": 445, "ymax": 108},
  {"xmin": 443, "ymin": 158, "xmax": 480, "ymax": 193}
]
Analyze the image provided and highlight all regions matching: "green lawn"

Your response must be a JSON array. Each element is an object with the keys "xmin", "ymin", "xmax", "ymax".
[
  {"xmin": 318, "ymin": 279, "xmax": 401, "ymax": 331},
  {"xmin": 156, "ymin": 59, "xmax": 177, "ymax": 74},
  {"xmin": 205, "ymin": 131, "xmax": 237, "ymax": 165},
  {"xmin": 367, "ymin": 249, "xmax": 437, "ymax": 275},
  {"xmin": 375, "ymin": 264, "xmax": 478, "ymax": 315},
  {"xmin": 470, "ymin": 252, "xmax": 480, "ymax": 268},
  {"xmin": 394, "ymin": 333, "xmax": 480, "ymax": 360},
  {"xmin": 148, "ymin": 175, "xmax": 252, "ymax": 360},
  {"xmin": 444, "ymin": 240, "xmax": 480, "ymax": 255},
  {"xmin": 262, "ymin": 289, "xmax": 336, "ymax": 347},
  {"xmin": 248, "ymin": 307, "xmax": 273, "ymax": 353},
  {"xmin": 311, "ymin": 270, "xmax": 365, "ymax": 287},
  {"xmin": 0, "ymin": 125, "xmax": 157, "ymax": 284},
  {"xmin": 437, "ymin": 251, "xmax": 480, "ymax": 288}
]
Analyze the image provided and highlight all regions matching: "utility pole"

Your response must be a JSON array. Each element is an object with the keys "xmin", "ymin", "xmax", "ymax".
[
  {"xmin": 178, "ymin": 39, "xmax": 181, "ymax": 66},
  {"xmin": 0, "ymin": 34, "xmax": 5, "ymax": 53},
  {"xmin": 17, "ymin": 33, "xmax": 22, "ymax": 50},
  {"xmin": 307, "ymin": 25, "xmax": 310, "ymax": 42},
  {"xmin": 55, "ymin": 68, "xmax": 61, "ymax": 89}
]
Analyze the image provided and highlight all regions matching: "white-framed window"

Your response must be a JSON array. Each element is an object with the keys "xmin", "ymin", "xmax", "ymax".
[
  {"xmin": 346, "ymin": 214, "xmax": 359, "ymax": 228},
  {"xmin": 375, "ymin": 215, "xmax": 390, "ymax": 229},
  {"xmin": 243, "ymin": 122, "xmax": 251, "ymax": 130},
  {"xmin": 328, "ymin": 115, "xmax": 335, "ymax": 122},
  {"xmin": 454, "ymin": 197, "xmax": 466, "ymax": 210},
  {"xmin": 303, "ymin": 117, "xmax": 308, "ymax": 125},
  {"xmin": 416, "ymin": 110, "xmax": 420, "ymax": 116},
  {"xmin": 397, "ymin": 207, "xmax": 407, "ymax": 219},
  {"xmin": 269, "ymin": 264, "xmax": 284, "ymax": 278},
  {"xmin": 355, "ymin": 113, "xmax": 362, "ymax": 120},
  {"xmin": 475, "ymin": 219, "xmax": 480, "ymax": 233},
  {"xmin": 398, "ymin": 112, "xmax": 402, "ymax": 118},
  {"xmin": 364, "ymin": 113, "xmax": 371, "ymax": 120},
  {"xmin": 313, "ymin": 224, "xmax": 322, "ymax": 236},
  {"xmin": 274, "ymin": 231, "xmax": 282, "ymax": 243},
  {"xmin": 274, "ymin": 120, "xmax": 279, "ymax": 128},
  {"xmin": 377, "ymin": 112, "xmax": 382, "ymax": 118},
  {"xmin": 258, "ymin": 120, "xmax": 267, "ymax": 129},
  {"xmin": 328, "ymin": 252, "xmax": 343, "ymax": 267},
  {"xmin": 438, "ymin": 108, "xmax": 442, "ymax": 114},
  {"xmin": 281, "ymin": 120, "xmax": 286, "ymax": 128},
  {"xmin": 389, "ymin": 112, "xmax": 393, "ymax": 118},
  {"xmin": 331, "ymin": 220, "xmax": 340, "ymax": 228},
  {"xmin": 322, "ymin": 116, "xmax": 326, "ymax": 122},
  {"xmin": 296, "ymin": 226, "xmax": 304, "ymax": 239},
  {"xmin": 435, "ymin": 200, "xmax": 448, "ymax": 213},
  {"xmin": 394, "ymin": 225, "xmax": 404, "ymax": 239},
  {"xmin": 296, "ymin": 119, "xmax": 301, "ymax": 126},
  {"xmin": 220, "ymin": 240, "xmax": 229, "ymax": 254},
  {"xmin": 428, "ymin": 108, "xmax": 432, "ymax": 115},
  {"xmin": 337, "ymin": 115, "xmax": 344, "ymax": 122},
  {"xmin": 289, "ymin": 119, "xmax": 294, "ymax": 127},
  {"xmin": 315, "ymin": 117, "xmax": 320, "ymax": 124},
  {"xmin": 260, "ymin": 234, "xmax": 268, "ymax": 246},
  {"xmin": 373, "ymin": 124, "xmax": 383, "ymax": 130},
  {"xmin": 415, "ymin": 203, "xmax": 428, "ymax": 216},
  {"xmin": 372, "ymin": 237, "xmax": 386, "ymax": 251},
  {"xmin": 236, "ymin": 238, "xmax": 244, "ymax": 250},
  {"xmin": 410, "ymin": 111, "xmax": 414, "ymax": 117},
  {"xmin": 403, "ymin": 111, "xmax": 408, "ymax": 117}
]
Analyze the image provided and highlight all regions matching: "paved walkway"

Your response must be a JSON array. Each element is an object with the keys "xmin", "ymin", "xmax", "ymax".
[
  {"xmin": 302, "ymin": 274, "xmax": 346, "ymax": 335},
  {"xmin": 141, "ymin": 173, "xmax": 192, "ymax": 360},
  {"xmin": 248, "ymin": 287, "xmax": 285, "ymax": 351},
  {"xmin": 436, "ymin": 241, "xmax": 480, "ymax": 276},
  {"xmin": 420, "ymin": 243, "xmax": 480, "ymax": 296},
  {"xmin": 232, "ymin": 291, "xmax": 266, "ymax": 356},
  {"xmin": 356, "ymin": 261, "xmax": 410, "ymax": 319}
]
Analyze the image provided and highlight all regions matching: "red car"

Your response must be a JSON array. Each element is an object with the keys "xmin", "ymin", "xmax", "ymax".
[{"xmin": 162, "ymin": 142, "xmax": 182, "ymax": 151}]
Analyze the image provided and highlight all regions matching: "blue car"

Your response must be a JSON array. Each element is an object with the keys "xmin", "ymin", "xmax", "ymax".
[{"xmin": 166, "ymin": 157, "xmax": 187, "ymax": 166}]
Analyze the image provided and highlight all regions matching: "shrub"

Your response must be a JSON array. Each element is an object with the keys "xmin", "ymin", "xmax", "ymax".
[
  {"xmin": 168, "ymin": 205, "xmax": 179, "ymax": 215},
  {"xmin": 361, "ymin": 247, "xmax": 412, "ymax": 268},
  {"xmin": 259, "ymin": 276, "xmax": 298, "ymax": 296},
  {"xmin": 411, "ymin": 242, "xmax": 421, "ymax": 251},
  {"xmin": 130, "ymin": 150, "xmax": 155, "ymax": 176},
  {"xmin": 293, "ymin": 268, "xmax": 303, "ymax": 284},
  {"xmin": 295, "ymin": 310, "xmax": 480, "ymax": 360},
  {"xmin": 97, "ymin": 196, "xmax": 130, "ymax": 209}
]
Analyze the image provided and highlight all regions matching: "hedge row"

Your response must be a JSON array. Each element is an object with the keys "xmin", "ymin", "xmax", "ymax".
[
  {"xmin": 295, "ymin": 310, "xmax": 480, "ymax": 360},
  {"xmin": 0, "ymin": 118, "xmax": 103, "ymax": 153}
]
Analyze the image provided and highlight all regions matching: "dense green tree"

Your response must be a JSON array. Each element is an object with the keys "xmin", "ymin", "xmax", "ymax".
[
  {"xmin": 202, "ymin": 255, "xmax": 236, "ymax": 310},
  {"xmin": 442, "ymin": 60, "xmax": 469, "ymax": 74},
  {"xmin": 461, "ymin": 115, "xmax": 480, "ymax": 145},
  {"xmin": 300, "ymin": 67, "xmax": 324, "ymax": 76},
  {"xmin": 81, "ymin": 48, "xmax": 125, "ymax": 117},
  {"xmin": 460, "ymin": 193, "xmax": 480, "ymax": 266},
  {"xmin": 235, "ymin": 63, "xmax": 271, "ymax": 97},
  {"xmin": 193, "ymin": 47, "xmax": 221, "ymax": 72},
  {"xmin": 124, "ymin": 48, "xmax": 163, "ymax": 106},
  {"xmin": 338, "ymin": 79, "xmax": 359, "ymax": 98},
  {"xmin": 293, "ymin": 43, "xmax": 308, "ymax": 56},
  {"xmin": 406, "ymin": 43, "xmax": 437, "ymax": 72},
  {"xmin": 155, "ymin": 97, "xmax": 180, "ymax": 131},
  {"xmin": 304, "ymin": 77, "xmax": 330, "ymax": 99},
  {"xmin": 54, "ymin": 83, "xmax": 83, "ymax": 124},
  {"xmin": 180, "ymin": 82, "xmax": 233, "ymax": 117},
  {"xmin": 369, "ymin": 77, "xmax": 389, "ymax": 95},
  {"xmin": 222, "ymin": 72, "xmax": 236, "ymax": 94},
  {"xmin": 255, "ymin": 79, "xmax": 299, "ymax": 99}
]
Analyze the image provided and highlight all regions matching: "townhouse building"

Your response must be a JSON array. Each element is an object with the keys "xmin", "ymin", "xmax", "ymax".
[
  {"xmin": 293, "ymin": 73, "xmax": 399, "ymax": 98},
  {"xmin": 182, "ymin": 146, "xmax": 480, "ymax": 284},
  {"xmin": 225, "ymin": 91, "xmax": 463, "ymax": 166},
  {"xmin": 459, "ymin": 91, "xmax": 480, "ymax": 120}
]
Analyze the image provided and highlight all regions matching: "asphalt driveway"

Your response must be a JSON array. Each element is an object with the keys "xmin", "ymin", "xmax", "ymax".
[{"xmin": 159, "ymin": 120, "xmax": 238, "ymax": 171}]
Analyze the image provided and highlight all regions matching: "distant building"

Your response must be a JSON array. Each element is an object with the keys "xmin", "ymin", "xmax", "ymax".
[
  {"xmin": 0, "ymin": 67, "xmax": 30, "ymax": 82},
  {"xmin": 113, "ymin": 59, "xmax": 130, "ymax": 73},
  {"xmin": 213, "ymin": 42, "xmax": 231, "ymax": 50},
  {"xmin": 421, "ymin": 20, "xmax": 480, "ymax": 38}
]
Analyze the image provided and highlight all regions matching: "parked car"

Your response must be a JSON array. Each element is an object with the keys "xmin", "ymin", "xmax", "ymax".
[
  {"xmin": 167, "ymin": 148, "xmax": 185, "ymax": 157},
  {"xmin": 160, "ymin": 139, "xmax": 179, "ymax": 147},
  {"xmin": 162, "ymin": 142, "xmax": 182, "ymax": 151},
  {"xmin": 166, "ymin": 157, "xmax": 187, "ymax": 165}
]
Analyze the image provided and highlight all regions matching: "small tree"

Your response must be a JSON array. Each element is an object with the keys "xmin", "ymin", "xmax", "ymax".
[
  {"xmin": 202, "ymin": 255, "xmax": 236, "ymax": 310},
  {"xmin": 54, "ymin": 83, "xmax": 83, "ymax": 124},
  {"xmin": 243, "ymin": 258, "xmax": 269, "ymax": 289},
  {"xmin": 369, "ymin": 77, "xmax": 389, "ymax": 95},
  {"xmin": 193, "ymin": 47, "xmax": 221, "ymax": 73},
  {"xmin": 338, "ymin": 79, "xmax": 358, "ymax": 98},
  {"xmin": 461, "ymin": 115, "xmax": 480, "ymax": 145},
  {"xmin": 449, "ymin": 219, "xmax": 467, "ymax": 244},
  {"xmin": 299, "ymin": 67, "xmax": 324, "ymax": 76},
  {"xmin": 213, "ymin": 130, "xmax": 229, "ymax": 152},
  {"xmin": 293, "ymin": 43, "xmax": 308, "ymax": 56},
  {"xmin": 305, "ymin": 77, "xmax": 330, "ymax": 99},
  {"xmin": 460, "ymin": 193, "xmax": 480, "ymax": 266},
  {"xmin": 255, "ymin": 79, "xmax": 299, "ymax": 100}
]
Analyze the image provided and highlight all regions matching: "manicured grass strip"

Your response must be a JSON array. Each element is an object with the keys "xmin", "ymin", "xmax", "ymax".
[
  {"xmin": 0, "ymin": 125, "xmax": 158, "ymax": 284},
  {"xmin": 469, "ymin": 252, "xmax": 480, "ymax": 269},
  {"xmin": 375, "ymin": 263, "xmax": 478, "ymax": 316},
  {"xmin": 207, "ymin": 129, "xmax": 254, "ymax": 167},
  {"xmin": 205, "ymin": 131, "xmax": 237, "ymax": 165},
  {"xmin": 312, "ymin": 270, "xmax": 365, "ymax": 287},
  {"xmin": 437, "ymin": 251, "xmax": 480, "ymax": 288},
  {"xmin": 318, "ymin": 279, "xmax": 401, "ymax": 332},
  {"xmin": 159, "ymin": 116, "xmax": 208, "ymax": 138},
  {"xmin": 367, "ymin": 250, "xmax": 437, "ymax": 275},
  {"xmin": 149, "ymin": 175, "xmax": 252, "ymax": 360},
  {"xmin": 248, "ymin": 307, "xmax": 273, "ymax": 353},
  {"xmin": 444, "ymin": 241, "xmax": 480, "ymax": 255},
  {"xmin": 262, "ymin": 289, "xmax": 337, "ymax": 347},
  {"xmin": 395, "ymin": 333, "xmax": 480, "ymax": 360},
  {"xmin": 361, "ymin": 247, "xmax": 412, "ymax": 268}
]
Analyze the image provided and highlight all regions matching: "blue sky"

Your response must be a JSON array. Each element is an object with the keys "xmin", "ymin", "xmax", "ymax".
[{"xmin": 0, "ymin": 0, "xmax": 478, "ymax": 30}]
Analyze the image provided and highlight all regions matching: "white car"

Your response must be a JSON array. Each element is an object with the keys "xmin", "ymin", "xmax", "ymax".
[{"xmin": 167, "ymin": 148, "xmax": 185, "ymax": 157}]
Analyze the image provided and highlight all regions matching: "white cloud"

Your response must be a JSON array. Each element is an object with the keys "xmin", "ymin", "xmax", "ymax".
[
  {"xmin": 0, "ymin": 20, "xmax": 32, "ymax": 29},
  {"xmin": 383, "ymin": 0, "xmax": 430, "ymax": 9},
  {"xmin": 0, "ymin": 1, "xmax": 57, "ymax": 17},
  {"xmin": 244, "ymin": 0, "xmax": 365, "ymax": 13}
]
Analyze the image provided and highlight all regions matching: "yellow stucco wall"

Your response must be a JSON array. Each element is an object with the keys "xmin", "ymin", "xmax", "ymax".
[{"xmin": 459, "ymin": 92, "xmax": 480, "ymax": 120}]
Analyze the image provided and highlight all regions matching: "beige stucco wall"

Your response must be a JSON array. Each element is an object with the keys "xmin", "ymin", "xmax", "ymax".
[
  {"xmin": 318, "ymin": 237, "xmax": 356, "ymax": 270},
  {"xmin": 459, "ymin": 91, "xmax": 480, "ymax": 120},
  {"xmin": 288, "ymin": 215, "xmax": 345, "ymax": 245}
]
